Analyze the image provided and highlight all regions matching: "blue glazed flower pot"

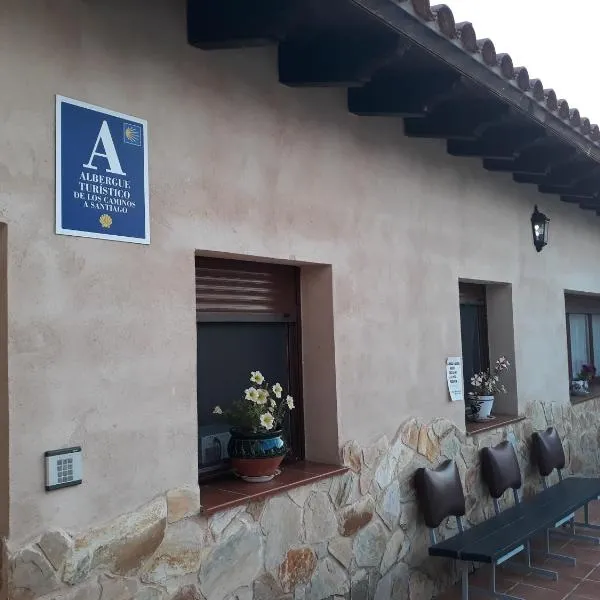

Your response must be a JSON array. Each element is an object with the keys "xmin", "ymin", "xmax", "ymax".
[{"xmin": 228, "ymin": 428, "xmax": 287, "ymax": 482}]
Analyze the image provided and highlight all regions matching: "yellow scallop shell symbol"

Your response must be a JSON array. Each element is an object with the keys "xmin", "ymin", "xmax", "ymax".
[{"xmin": 99, "ymin": 214, "xmax": 113, "ymax": 229}]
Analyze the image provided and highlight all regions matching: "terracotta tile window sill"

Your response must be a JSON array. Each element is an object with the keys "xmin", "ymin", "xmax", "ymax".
[
  {"xmin": 465, "ymin": 414, "xmax": 525, "ymax": 436},
  {"xmin": 199, "ymin": 461, "xmax": 348, "ymax": 516}
]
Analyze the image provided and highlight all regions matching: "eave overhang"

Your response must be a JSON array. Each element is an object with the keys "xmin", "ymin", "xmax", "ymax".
[{"xmin": 187, "ymin": 0, "xmax": 600, "ymax": 215}]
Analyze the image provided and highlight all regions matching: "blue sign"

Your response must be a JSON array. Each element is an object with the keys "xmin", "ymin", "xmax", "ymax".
[{"xmin": 56, "ymin": 96, "xmax": 149, "ymax": 244}]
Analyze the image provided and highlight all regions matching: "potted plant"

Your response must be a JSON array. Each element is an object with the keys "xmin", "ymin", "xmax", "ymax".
[
  {"xmin": 466, "ymin": 356, "xmax": 510, "ymax": 422},
  {"xmin": 571, "ymin": 363, "xmax": 595, "ymax": 396},
  {"xmin": 213, "ymin": 370, "xmax": 295, "ymax": 482}
]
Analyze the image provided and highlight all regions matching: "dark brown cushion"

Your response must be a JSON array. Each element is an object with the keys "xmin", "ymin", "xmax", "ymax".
[
  {"xmin": 414, "ymin": 460, "xmax": 466, "ymax": 528},
  {"xmin": 481, "ymin": 441, "xmax": 522, "ymax": 499},
  {"xmin": 532, "ymin": 427, "xmax": 566, "ymax": 477}
]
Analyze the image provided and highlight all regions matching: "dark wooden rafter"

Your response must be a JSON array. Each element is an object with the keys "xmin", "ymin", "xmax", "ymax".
[
  {"xmin": 187, "ymin": 0, "xmax": 302, "ymax": 49},
  {"xmin": 449, "ymin": 126, "xmax": 547, "ymax": 162},
  {"xmin": 539, "ymin": 166, "xmax": 600, "ymax": 199},
  {"xmin": 403, "ymin": 99, "xmax": 510, "ymax": 140},
  {"xmin": 348, "ymin": 70, "xmax": 461, "ymax": 116},
  {"xmin": 187, "ymin": 0, "xmax": 600, "ymax": 216},
  {"xmin": 278, "ymin": 35, "xmax": 403, "ymax": 87}
]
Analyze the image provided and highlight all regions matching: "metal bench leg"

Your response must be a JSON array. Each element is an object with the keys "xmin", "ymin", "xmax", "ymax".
[
  {"xmin": 532, "ymin": 528, "xmax": 576, "ymax": 565},
  {"xmin": 461, "ymin": 562, "xmax": 469, "ymax": 600},
  {"xmin": 502, "ymin": 540, "xmax": 558, "ymax": 581},
  {"xmin": 469, "ymin": 561, "xmax": 525, "ymax": 600},
  {"xmin": 551, "ymin": 515, "xmax": 600, "ymax": 545},
  {"xmin": 574, "ymin": 501, "xmax": 600, "ymax": 532}
]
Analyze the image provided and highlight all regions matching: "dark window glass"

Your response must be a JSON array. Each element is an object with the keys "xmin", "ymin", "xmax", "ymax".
[{"xmin": 459, "ymin": 284, "xmax": 489, "ymax": 395}]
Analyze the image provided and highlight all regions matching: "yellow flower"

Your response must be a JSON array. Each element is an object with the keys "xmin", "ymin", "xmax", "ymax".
[
  {"xmin": 99, "ymin": 214, "xmax": 113, "ymax": 229},
  {"xmin": 256, "ymin": 388, "xmax": 269, "ymax": 405},
  {"xmin": 272, "ymin": 383, "xmax": 283, "ymax": 399},
  {"xmin": 250, "ymin": 371, "xmax": 264, "ymax": 385},
  {"xmin": 260, "ymin": 413, "xmax": 275, "ymax": 430},
  {"xmin": 286, "ymin": 396, "xmax": 295, "ymax": 410},
  {"xmin": 244, "ymin": 387, "xmax": 259, "ymax": 403}
]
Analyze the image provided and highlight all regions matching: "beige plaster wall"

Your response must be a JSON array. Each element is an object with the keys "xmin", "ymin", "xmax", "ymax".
[{"xmin": 2, "ymin": 0, "xmax": 600, "ymax": 544}]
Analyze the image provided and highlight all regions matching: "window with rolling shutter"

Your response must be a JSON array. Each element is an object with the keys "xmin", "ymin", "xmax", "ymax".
[
  {"xmin": 195, "ymin": 256, "xmax": 303, "ymax": 480},
  {"xmin": 195, "ymin": 257, "xmax": 298, "ymax": 318}
]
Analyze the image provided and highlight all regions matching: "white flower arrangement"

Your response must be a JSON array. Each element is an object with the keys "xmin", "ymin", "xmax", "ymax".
[
  {"xmin": 466, "ymin": 356, "xmax": 510, "ymax": 420},
  {"xmin": 213, "ymin": 370, "xmax": 295, "ymax": 433},
  {"xmin": 468, "ymin": 356, "xmax": 510, "ymax": 398}
]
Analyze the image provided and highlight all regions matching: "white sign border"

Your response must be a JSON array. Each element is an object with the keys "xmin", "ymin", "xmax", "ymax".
[{"xmin": 55, "ymin": 95, "xmax": 150, "ymax": 245}]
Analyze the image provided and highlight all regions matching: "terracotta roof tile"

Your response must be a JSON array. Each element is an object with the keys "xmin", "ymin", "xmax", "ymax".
[{"xmin": 404, "ymin": 0, "xmax": 597, "ymax": 146}]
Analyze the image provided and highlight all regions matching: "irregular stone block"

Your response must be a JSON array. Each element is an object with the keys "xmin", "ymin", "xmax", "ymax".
[
  {"xmin": 431, "ymin": 419, "xmax": 455, "ymax": 440},
  {"xmin": 362, "ymin": 435, "xmax": 389, "ymax": 469},
  {"xmin": 278, "ymin": 547, "xmax": 317, "ymax": 593},
  {"xmin": 64, "ymin": 496, "xmax": 167, "ymax": 581},
  {"xmin": 374, "ymin": 562, "xmax": 409, "ymax": 600},
  {"xmin": 304, "ymin": 492, "xmax": 337, "ymax": 544},
  {"xmin": 225, "ymin": 586, "xmax": 252, "ymax": 600},
  {"xmin": 380, "ymin": 529, "xmax": 406, "ymax": 575},
  {"xmin": 98, "ymin": 574, "xmax": 138, "ymax": 600},
  {"xmin": 376, "ymin": 481, "xmax": 401, "ymax": 530},
  {"xmin": 338, "ymin": 497, "xmax": 374, "ymax": 537},
  {"xmin": 359, "ymin": 468, "xmax": 375, "ymax": 496},
  {"xmin": 141, "ymin": 519, "xmax": 203, "ymax": 589},
  {"xmin": 327, "ymin": 537, "xmax": 353, "ymax": 570},
  {"xmin": 134, "ymin": 587, "xmax": 166, "ymax": 600},
  {"xmin": 305, "ymin": 558, "xmax": 349, "ymax": 600},
  {"xmin": 329, "ymin": 472, "xmax": 359, "ymax": 508},
  {"xmin": 354, "ymin": 521, "xmax": 387, "ymax": 568},
  {"xmin": 167, "ymin": 486, "xmax": 201, "ymax": 524},
  {"xmin": 253, "ymin": 573, "xmax": 291, "ymax": 600},
  {"xmin": 260, "ymin": 496, "xmax": 302, "ymax": 572},
  {"xmin": 408, "ymin": 570, "xmax": 436, "ymax": 600},
  {"xmin": 38, "ymin": 529, "xmax": 73, "ymax": 571},
  {"xmin": 246, "ymin": 499, "xmax": 266, "ymax": 521},
  {"xmin": 170, "ymin": 585, "xmax": 203, "ymax": 600},
  {"xmin": 374, "ymin": 455, "xmax": 396, "ymax": 490},
  {"xmin": 401, "ymin": 420, "xmax": 420, "ymax": 451},
  {"xmin": 341, "ymin": 440, "xmax": 362, "ymax": 473},
  {"xmin": 198, "ymin": 524, "xmax": 262, "ymax": 600},
  {"xmin": 209, "ymin": 506, "xmax": 244, "ymax": 540},
  {"xmin": 417, "ymin": 426, "xmax": 440, "ymax": 463},
  {"xmin": 63, "ymin": 580, "xmax": 102, "ymax": 600},
  {"xmin": 10, "ymin": 547, "xmax": 61, "ymax": 600},
  {"xmin": 287, "ymin": 484, "xmax": 313, "ymax": 508}
]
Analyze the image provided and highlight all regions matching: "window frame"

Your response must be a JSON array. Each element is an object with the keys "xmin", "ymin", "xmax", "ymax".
[{"xmin": 195, "ymin": 259, "xmax": 305, "ymax": 482}]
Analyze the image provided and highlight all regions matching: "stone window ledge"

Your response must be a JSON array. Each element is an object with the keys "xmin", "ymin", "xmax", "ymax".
[
  {"xmin": 571, "ymin": 385, "xmax": 600, "ymax": 405},
  {"xmin": 200, "ymin": 461, "xmax": 348, "ymax": 515},
  {"xmin": 465, "ymin": 414, "xmax": 525, "ymax": 436}
]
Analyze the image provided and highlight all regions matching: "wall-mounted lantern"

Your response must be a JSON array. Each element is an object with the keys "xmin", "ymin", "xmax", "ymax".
[{"xmin": 531, "ymin": 205, "xmax": 550, "ymax": 252}]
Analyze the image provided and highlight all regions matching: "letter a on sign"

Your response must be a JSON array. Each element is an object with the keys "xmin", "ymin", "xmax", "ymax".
[
  {"xmin": 55, "ymin": 95, "xmax": 149, "ymax": 244},
  {"xmin": 83, "ymin": 120, "xmax": 127, "ymax": 176}
]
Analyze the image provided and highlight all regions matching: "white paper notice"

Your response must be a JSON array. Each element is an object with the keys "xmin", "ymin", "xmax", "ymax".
[{"xmin": 446, "ymin": 357, "xmax": 464, "ymax": 402}]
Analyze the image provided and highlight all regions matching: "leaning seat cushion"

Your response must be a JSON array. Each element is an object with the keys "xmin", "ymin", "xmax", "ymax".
[
  {"xmin": 481, "ymin": 440, "xmax": 522, "ymax": 499},
  {"xmin": 532, "ymin": 427, "xmax": 566, "ymax": 477},
  {"xmin": 415, "ymin": 459, "xmax": 466, "ymax": 528}
]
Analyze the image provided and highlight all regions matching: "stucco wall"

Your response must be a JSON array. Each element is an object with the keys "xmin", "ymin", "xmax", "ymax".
[{"xmin": 2, "ymin": 0, "xmax": 600, "ymax": 545}]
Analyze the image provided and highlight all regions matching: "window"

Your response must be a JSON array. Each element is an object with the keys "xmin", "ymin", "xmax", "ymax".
[
  {"xmin": 196, "ymin": 257, "xmax": 303, "ymax": 478},
  {"xmin": 459, "ymin": 283, "xmax": 490, "ymax": 396}
]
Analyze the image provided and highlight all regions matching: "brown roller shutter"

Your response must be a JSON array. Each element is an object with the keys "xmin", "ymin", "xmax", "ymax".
[{"xmin": 195, "ymin": 256, "xmax": 299, "ymax": 318}]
